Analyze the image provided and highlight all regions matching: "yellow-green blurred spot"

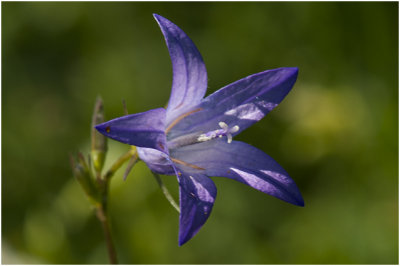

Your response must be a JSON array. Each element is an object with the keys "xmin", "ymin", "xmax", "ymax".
[
  {"xmin": 53, "ymin": 179, "xmax": 92, "ymax": 230},
  {"xmin": 280, "ymin": 85, "xmax": 369, "ymax": 163},
  {"xmin": 24, "ymin": 210, "xmax": 66, "ymax": 259}
]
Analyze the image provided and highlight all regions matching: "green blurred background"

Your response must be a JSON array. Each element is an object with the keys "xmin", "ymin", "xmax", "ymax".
[{"xmin": 2, "ymin": 2, "xmax": 398, "ymax": 264}]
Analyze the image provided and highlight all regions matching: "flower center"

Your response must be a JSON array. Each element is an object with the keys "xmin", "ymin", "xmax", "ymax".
[
  {"xmin": 197, "ymin": 122, "xmax": 239, "ymax": 144},
  {"xmin": 167, "ymin": 121, "xmax": 240, "ymax": 150}
]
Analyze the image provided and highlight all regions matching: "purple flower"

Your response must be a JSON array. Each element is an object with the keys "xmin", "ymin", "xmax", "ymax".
[{"xmin": 96, "ymin": 14, "xmax": 304, "ymax": 246}]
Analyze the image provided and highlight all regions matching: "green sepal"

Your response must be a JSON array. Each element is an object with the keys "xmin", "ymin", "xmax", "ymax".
[
  {"xmin": 70, "ymin": 153, "xmax": 101, "ymax": 206},
  {"xmin": 91, "ymin": 150, "xmax": 106, "ymax": 174},
  {"xmin": 91, "ymin": 96, "xmax": 108, "ymax": 173}
]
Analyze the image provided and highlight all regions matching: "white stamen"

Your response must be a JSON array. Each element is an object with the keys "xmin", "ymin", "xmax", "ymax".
[
  {"xmin": 227, "ymin": 133, "xmax": 233, "ymax": 143},
  {"xmin": 196, "ymin": 122, "xmax": 240, "ymax": 144},
  {"xmin": 230, "ymin": 125, "xmax": 239, "ymax": 133},
  {"xmin": 219, "ymin": 121, "xmax": 228, "ymax": 130},
  {"xmin": 197, "ymin": 134, "xmax": 212, "ymax": 142}
]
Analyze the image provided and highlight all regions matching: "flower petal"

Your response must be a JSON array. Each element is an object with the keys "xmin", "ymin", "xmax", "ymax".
[
  {"xmin": 137, "ymin": 147, "xmax": 175, "ymax": 175},
  {"xmin": 168, "ymin": 67, "xmax": 298, "ymax": 138},
  {"xmin": 171, "ymin": 140, "xmax": 304, "ymax": 206},
  {"xmin": 175, "ymin": 170, "xmax": 217, "ymax": 246},
  {"xmin": 95, "ymin": 108, "xmax": 168, "ymax": 154},
  {"xmin": 153, "ymin": 14, "xmax": 208, "ymax": 125}
]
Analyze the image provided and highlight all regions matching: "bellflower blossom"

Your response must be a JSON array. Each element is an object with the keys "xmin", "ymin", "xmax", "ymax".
[{"xmin": 96, "ymin": 14, "xmax": 304, "ymax": 245}]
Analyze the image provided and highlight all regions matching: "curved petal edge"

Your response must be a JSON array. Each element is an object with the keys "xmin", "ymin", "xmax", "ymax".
[{"xmin": 153, "ymin": 14, "xmax": 208, "ymax": 125}]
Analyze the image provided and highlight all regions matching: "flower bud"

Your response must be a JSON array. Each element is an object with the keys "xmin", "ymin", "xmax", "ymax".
[
  {"xmin": 70, "ymin": 153, "xmax": 101, "ymax": 205},
  {"xmin": 91, "ymin": 96, "xmax": 108, "ymax": 173}
]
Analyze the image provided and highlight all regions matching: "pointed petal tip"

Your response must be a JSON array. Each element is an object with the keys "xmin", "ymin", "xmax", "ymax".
[
  {"xmin": 178, "ymin": 227, "xmax": 190, "ymax": 246},
  {"xmin": 277, "ymin": 66, "xmax": 298, "ymax": 78},
  {"xmin": 178, "ymin": 230, "xmax": 195, "ymax": 246},
  {"xmin": 284, "ymin": 66, "xmax": 299, "ymax": 76},
  {"xmin": 178, "ymin": 237, "xmax": 188, "ymax": 246},
  {"xmin": 94, "ymin": 122, "xmax": 106, "ymax": 134},
  {"xmin": 153, "ymin": 13, "xmax": 168, "ymax": 24},
  {"xmin": 292, "ymin": 66, "xmax": 299, "ymax": 76},
  {"xmin": 274, "ymin": 189, "xmax": 304, "ymax": 207},
  {"xmin": 296, "ymin": 198, "xmax": 305, "ymax": 207},
  {"xmin": 279, "ymin": 66, "xmax": 299, "ymax": 86},
  {"xmin": 292, "ymin": 193, "xmax": 305, "ymax": 207},
  {"xmin": 94, "ymin": 122, "xmax": 110, "ymax": 135},
  {"xmin": 283, "ymin": 184, "xmax": 304, "ymax": 207}
]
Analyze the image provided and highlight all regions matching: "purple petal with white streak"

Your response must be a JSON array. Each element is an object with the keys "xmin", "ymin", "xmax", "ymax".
[
  {"xmin": 168, "ymin": 67, "xmax": 298, "ymax": 139},
  {"xmin": 137, "ymin": 147, "xmax": 175, "ymax": 175},
  {"xmin": 176, "ymin": 170, "xmax": 217, "ymax": 246},
  {"xmin": 171, "ymin": 139, "xmax": 304, "ymax": 206}
]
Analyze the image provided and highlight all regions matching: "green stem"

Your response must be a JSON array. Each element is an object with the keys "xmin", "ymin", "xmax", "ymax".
[
  {"xmin": 95, "ymin": 147, "xmax": 137, "ymax": 264},
  {"xmin": 123, "ymin": 152, "xmax": 139, "ymax": 181},
  {"xmin": 104, "ymin": 148, "xmax": 137, "ymax": 181},
  {"xmin": 152, "ymin": 172, "xmax": 180, "ymax": 213},
  {"xmin": 96, "ymin": 205, "xmax": 118, "ymax": 264}
]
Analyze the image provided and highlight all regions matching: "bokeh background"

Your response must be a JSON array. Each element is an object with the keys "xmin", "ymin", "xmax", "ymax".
[{"xmin": 2, "ymin": 2, "xmax": 398, "ymax": 264}]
